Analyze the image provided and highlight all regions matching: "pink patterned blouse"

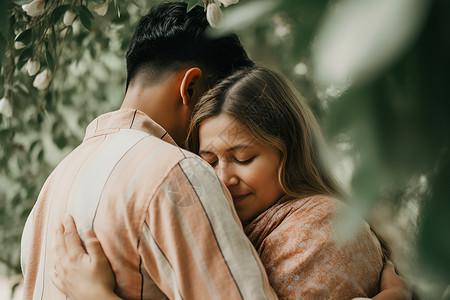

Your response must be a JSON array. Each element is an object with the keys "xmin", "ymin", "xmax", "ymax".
[{"xmin": 244, "ymin": 195, "xmax": 383, "ymax": 299}]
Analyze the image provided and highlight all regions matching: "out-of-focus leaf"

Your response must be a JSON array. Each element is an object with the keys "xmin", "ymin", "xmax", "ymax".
[
  {"xmin": 79, "ymin": 6, "xmax": 93, "ymax": 31},
  {"xmin": 20, "ymin": 207, "xmax": 32, "ymax": 219},
  {"xmin": 11, "ymin": 194, "xmax": 21, "ymax": 207},
  {"xmin": 313, "ymin": 0, "xmax": 430, "ymax": 88},
  {"xmin": 29, "ymin": 140, "xmax": 39, "ymax": 154},
  {"xmin": 37, "ymin": 149, "xmax": 44, "ymax": 161},
  {"xmin": 11, "ymin": 281, "xmax": 21, "ymax": 297},
  {"xmin": 54, "ymin": 133, "xmax": 68, "ymax": 149},
  {"xmin": 15, "ymin": 82, "xmax": 29, "ymax": 95},
  {"xmin": 418, "ymin": 156, "xmax": 450, "ymax": 284},
  {"xmin": 208, "ymin": 0, "xmax": 281, "ymax": 36}
]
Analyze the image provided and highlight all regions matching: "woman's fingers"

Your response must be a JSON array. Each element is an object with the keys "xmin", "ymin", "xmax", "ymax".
[
  {"xmin": 378, "ymin": 260, "xmax": 412, "ymax": 300},
  {"xmin": 51, "ymin": 262, "xmax": 65, "ymax": 293},
  {"xmin": 62, "ymin": 214, "xmax": 86, "ymax": 259},
  {"xmin": 84, "ymin": 229, "xmax": 106, "ymax": 260},
  {"xmin": 380, "ymin": 261, "xmax": 402, "ymax": 289},
  {"xmin": 54, "ymin": 222, "xmax": 67, "ymax": 259}
]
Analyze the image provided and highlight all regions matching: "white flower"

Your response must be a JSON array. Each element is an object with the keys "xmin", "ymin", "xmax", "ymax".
[
  {"xmin": 22, "ymin": 0, "xmax": 46, "ymax": 17},
  {"xmin": 218, "ymin": 0, "xmax": 239, "ymax": 8},
  {"xmin": 33, "ymin": 69, "xmax": 50, "ymax": 90},
  {"xmin": 206, "ymin": 2, "xmax": 223, "ymax": 28},
  {"xmin": 0, "ymin": 97, "xmax": 13, "ymax": 118},
  {"xmin": 26, "ymin": 59, "xmax": 40, "ymax": 76},
  {"xmin": 94, "ymin": 0, "xmax": 109, "ymax": 16},
  {"xmin": 14, "ymin": 41, "xmax": 25, "ymax": 49},
  {"xmin": 63, "ymin": 10, "xmax": 77, "ymax": 26}
]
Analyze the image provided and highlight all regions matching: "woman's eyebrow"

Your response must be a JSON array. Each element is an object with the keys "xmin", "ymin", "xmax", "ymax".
[
  {"xmin": 226, "ymin": 145, "xmax": 251, "ymax": 151},
  {"xmin": 199, "ymin": 145, "xmax": 252, "ymax": 155},
  {"xmin": 198, "ymin": 145, "xmax": 252, "ymax": 155}
]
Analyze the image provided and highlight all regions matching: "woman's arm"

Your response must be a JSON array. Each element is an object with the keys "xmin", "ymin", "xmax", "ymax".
[{"xmin": 51, "ymin": 215, "xmax": 121, "ymax": 300}]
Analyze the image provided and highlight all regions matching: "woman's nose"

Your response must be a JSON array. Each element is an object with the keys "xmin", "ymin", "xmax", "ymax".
[{"xmin": 216, "ymin": 163, "xmax": 239, "ymax": 187}]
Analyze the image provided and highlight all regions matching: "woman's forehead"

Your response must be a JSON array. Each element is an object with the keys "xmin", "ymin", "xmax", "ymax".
[{"xmin": 199, "ymin": 114, "xmax": 258, "ymax": 150}]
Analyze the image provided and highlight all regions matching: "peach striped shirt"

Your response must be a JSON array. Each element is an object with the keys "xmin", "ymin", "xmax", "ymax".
[
  {"xmin": 21, "ymin": 108, "xmax": 277, "ymax": 300},
  {"xmin": 245, "ymin": 195, "xmax": 383, "ymax": 299}
]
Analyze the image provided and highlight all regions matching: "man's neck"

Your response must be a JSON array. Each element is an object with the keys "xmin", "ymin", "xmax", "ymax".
[{"xmin": 121, "ymin": 80, "xmax": 182, "ymax": 145}]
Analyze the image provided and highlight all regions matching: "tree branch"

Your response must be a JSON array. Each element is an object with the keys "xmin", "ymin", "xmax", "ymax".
[{"xmin": 37, "ymin": 25, "xmax": 71, "ymax": 114}]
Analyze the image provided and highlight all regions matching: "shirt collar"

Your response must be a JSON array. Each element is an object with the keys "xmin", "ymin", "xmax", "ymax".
[{"xmin": 83, "ymin": 108, "xmax": 177, "ymax": 146}]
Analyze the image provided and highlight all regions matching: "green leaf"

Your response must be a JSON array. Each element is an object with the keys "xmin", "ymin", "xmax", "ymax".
[
  {"xmin": 20, "ymin": 207, "xmax": 32, "ymax": 219},
  {"xmin": 11, "ymin": 281, "xmax": 21, "ymax": 297},
  {"xmin": 16, "ymin": 82, "xmax": 30, "ymax": 95},
  {"xmin": 29, "ymin": 140, "xmax": 39, "ymax": 154},
  {"xmin": 54, "ymin": 134, "xmax": 68, "ymax": 149},
  {"xmin": 186, "ymin": 0, "xmax": 204, "ymax": 12},
  {"xmin": 12, "ymin": 194, "xmax": 21, "ymax": 207},
  {"xmin": 37, "ymin": 149, "xmax": 44, "ymax": 161},
  {"xmin": 51, "ymin": 4, "xmax": 70, "ymax": 23},
  {"xmin": 79, "ymin": 6, "xmax": 93, "ymax": 31},
  {"xmin": 15, "ymin": 28, "xmax": 32, "ymax": 45},
  {"xmin": 17, "ymin": 47, "xmax": 33, "ymax": 70}
]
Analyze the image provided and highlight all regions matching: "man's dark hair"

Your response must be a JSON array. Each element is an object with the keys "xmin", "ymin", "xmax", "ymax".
[{"xmin": 126, "ymin": 2, "xmax": 254, "ymax": 89}]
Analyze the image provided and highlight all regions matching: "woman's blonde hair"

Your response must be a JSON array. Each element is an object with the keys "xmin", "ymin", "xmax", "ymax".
[{"xmin": 186, "ymin": 66, "xmax": 343, "ymax": 200}]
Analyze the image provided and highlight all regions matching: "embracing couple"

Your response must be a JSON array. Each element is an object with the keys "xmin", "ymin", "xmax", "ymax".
[{"xmin": 21, "ymin": 2, "xmax": 410, "ymax": 300}]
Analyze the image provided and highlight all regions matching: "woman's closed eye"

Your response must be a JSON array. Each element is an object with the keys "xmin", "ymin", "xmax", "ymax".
[{"xmin": 234, "ymin": 156, "xmax": 256, "ymax": 165}]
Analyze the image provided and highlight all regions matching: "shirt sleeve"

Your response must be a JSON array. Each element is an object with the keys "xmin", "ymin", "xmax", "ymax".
[
  {"xmin": 138, "ymin": 157, "xmax": 278, "ymax": 300},
  {"xmin": 258, "ymin": 199, "xmax": 383, "ymax": 299}
]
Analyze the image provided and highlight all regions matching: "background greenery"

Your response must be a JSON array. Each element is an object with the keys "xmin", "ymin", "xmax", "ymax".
[{"xmin": 0, "ymin": 0, "xmax": 449, "ymax": 298}]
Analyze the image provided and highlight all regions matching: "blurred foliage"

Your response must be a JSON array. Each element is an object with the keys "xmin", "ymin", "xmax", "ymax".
[{"xmin": 0, "ymin": 0, "xmax": 449, "ymax": 298}]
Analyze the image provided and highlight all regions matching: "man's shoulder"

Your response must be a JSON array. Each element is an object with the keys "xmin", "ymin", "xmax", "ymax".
[{"xmin": 130, "ymin": 134, "xmax": 200, "ymax": 166}]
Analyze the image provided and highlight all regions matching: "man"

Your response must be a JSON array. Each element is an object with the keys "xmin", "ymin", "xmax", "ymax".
[{"xmin": 21, "ymin": 3, "xmax": 277, "ymax": 299}]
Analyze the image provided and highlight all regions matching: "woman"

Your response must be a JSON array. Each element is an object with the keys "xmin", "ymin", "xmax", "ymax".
[{"xmin": 52, "ymin": 67, "xmax": 409, "ymax": 299}]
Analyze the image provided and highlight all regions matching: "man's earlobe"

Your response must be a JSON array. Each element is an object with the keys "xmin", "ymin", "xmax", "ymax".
[{"xmin": 180, "ymin": 67, "xmax": 202, "ymax": 105}]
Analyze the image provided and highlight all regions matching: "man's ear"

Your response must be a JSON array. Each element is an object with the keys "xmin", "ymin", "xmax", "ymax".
[{"xmin": 180, "ymin": 68, "xmax": 202, "ymax": 106}]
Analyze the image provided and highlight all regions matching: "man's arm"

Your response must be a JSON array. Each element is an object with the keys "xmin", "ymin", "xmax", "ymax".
[{"xmin": 138, "ymin": 157, "xmax": 277, "ymax": 299}]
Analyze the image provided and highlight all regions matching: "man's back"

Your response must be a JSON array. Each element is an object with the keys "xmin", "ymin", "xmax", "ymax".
[{"xmin": 21, "ymin": 109, "xmax": 276, "ymax": 299}]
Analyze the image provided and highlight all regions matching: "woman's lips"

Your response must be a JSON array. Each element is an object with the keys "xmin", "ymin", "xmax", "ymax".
[{"xmin": 231, "ymin": 193, "xmax": 250, "ymax": 204}]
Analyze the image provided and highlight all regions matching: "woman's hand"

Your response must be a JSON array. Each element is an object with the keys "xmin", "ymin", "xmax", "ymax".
[
  {"xmin": 51, "ymin": 215, "xmax": 121, "ymax": 300},
  {"xmin": 372, "ymin": 261, "xmax": 412, "ymax": 300}
]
